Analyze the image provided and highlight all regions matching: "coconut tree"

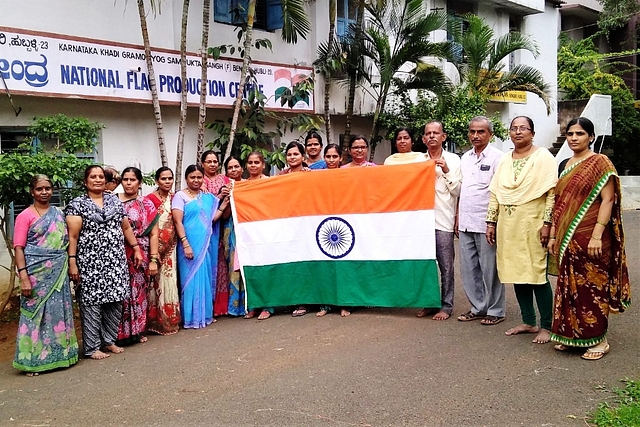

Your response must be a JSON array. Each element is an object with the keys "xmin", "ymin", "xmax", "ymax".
[
  {"xmin": 341, "ymin": 0, "xmax": 366, "ymax": 156},
  {"xmin": 223, "ymin": 0, "xmax": 311, "ymax": 162},
  {"xmin": 361, "ymin": 0, "xmax": 452, "ymax": 158},
  {"xmin": 314, "ymin": 0, "xmax": 338, "ymax": 145},
  {"xmin": 196, "ymin": 0, "xmax": 211, "ymax": 161},
  {"xmin": 450, "ymin": 13, "xmax": 551, "ymax": 113},
  {"xmin": 137, "ymin": 0, "xmax": 168, "ymax": 167}
]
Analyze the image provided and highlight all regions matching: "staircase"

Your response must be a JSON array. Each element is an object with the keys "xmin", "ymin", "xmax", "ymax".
[{"xmin": 549, "ymin": 135, "xmax": 564, "ymax": 156}]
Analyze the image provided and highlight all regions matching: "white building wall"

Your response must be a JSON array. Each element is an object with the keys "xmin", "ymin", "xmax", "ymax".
[{"xmin": 0, "ymin": 0, "xmax": 561, "ymax": 174}]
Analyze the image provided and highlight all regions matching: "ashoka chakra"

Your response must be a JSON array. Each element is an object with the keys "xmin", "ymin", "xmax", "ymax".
[{"xmin": 315, "ymin": 217, "xmax": 355, "ymax": 259}]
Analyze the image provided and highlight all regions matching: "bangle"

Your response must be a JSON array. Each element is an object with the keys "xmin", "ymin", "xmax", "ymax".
[
  {"xmin": 486, "ymin": 224, "xmax": 496, "ymax": 228},
  {"xmin": 591, "ymin": 235, "xmax": 602, "ymax": 240},
  {"xmin": 180, "ymin": 236, "xmax": 187, "ymax": 242},
  {"xmin": 218, "ymin": 207, "xmax": 225, "ymax": 212},
  {"xmin": 150, "ymin": 257, "xmax": 159, "ymax": 264},
  {"xmin": 131, "ymin": 243, "xmax": 139, "ymax": 248},
  {"xmin": 549, "ymin": 236, "xmax": 556, "ymax": 239},
  {"xmin": 597, "ymin": 220, "xmax": 608, "ymax": 227},
  {"xmin": 183, "ymin": 244, "xmax": 190, "ymax": 248},
  {"xmin": 17, "ymin": 267, "xmax": 27, "ymax": 273},
  {"xmin": 68, "ymin": 255, "xmax": 77, "ymax": 258}
]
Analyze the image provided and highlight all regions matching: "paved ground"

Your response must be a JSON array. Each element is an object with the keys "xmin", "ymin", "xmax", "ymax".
[{"xmin": 0, "ymin": 211, "xmax": 639, "ymax": 427}]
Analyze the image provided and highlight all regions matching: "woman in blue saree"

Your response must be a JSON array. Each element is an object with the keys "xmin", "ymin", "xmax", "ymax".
[
  {"xmin": 13, "ymin": 174, "xmax": 78, "ymax": 374},
  {"xmin": 172, "ymin": 164, "xmax": 228, "ymax": 328}
]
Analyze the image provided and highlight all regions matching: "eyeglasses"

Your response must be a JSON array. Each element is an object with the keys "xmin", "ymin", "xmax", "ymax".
[
  {"xmin": 350, "ymin": 146, "xmax": 368, "ymax": 151},
  {"xmin": 509, "ymin": 126, "xmax": 531, "ymax": 133}
]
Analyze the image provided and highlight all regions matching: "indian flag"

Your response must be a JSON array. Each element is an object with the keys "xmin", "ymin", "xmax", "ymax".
[{"xmin": 231, "ymin": 161, "xmax": 440, "ymax": 308}]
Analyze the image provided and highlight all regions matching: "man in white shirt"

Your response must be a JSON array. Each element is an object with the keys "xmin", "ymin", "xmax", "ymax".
[
  {"xmin": 456, "ymin": 116, "xmax": 505, "ymax": 325},
  {"xmin": 417, "ymin": 121, "xmax": 462, "ymax": 320}
]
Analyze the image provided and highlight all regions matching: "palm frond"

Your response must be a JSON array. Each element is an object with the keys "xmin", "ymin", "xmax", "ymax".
[{"xmin": 280, "ymin": 0, "xmax": 310, "ymax": 44}]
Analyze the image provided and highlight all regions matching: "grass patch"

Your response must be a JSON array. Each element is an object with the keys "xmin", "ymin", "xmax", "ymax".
[{"xmin": 590, "ymin": 379, "xmax": 640, "ymax": 426}]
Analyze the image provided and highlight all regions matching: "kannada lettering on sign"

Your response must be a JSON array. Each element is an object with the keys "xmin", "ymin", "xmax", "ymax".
[{"xmin": 0, "ymin": 27, "xmax": 314, "ymax": 112}]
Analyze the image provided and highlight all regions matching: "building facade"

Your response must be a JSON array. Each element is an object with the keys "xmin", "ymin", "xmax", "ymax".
[{"xmin": 0, "ymin": 0, "xmax": 561, "ymax": 175}]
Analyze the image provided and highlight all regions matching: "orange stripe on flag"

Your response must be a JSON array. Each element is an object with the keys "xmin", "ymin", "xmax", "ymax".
[{"xmin": 233, "ymin": 161, "xmax": 436, "ymax": 223}]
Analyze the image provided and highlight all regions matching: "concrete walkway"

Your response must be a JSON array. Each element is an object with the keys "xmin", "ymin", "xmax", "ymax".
[{"xmin": 0, "ymin": 212, "xmax": 638, "ymax": 427}]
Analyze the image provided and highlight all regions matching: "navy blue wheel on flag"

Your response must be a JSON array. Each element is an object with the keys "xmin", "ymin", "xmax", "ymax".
[{"xmin": 316, "ymin": 216, "xmax": 355, "ymax": 259}]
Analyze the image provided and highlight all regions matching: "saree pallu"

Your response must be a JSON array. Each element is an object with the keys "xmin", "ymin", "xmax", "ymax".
[
  {"xmin": 118, "ymin": 197, "xmax": 156, "ymax": 344},
  {"xmin": 550, "ymin": 154, "xmax": 630, "ymax": 347},
  {"xmin": 177, "ymin": 193, "xmax": 219, "ymax": 328},
  {"xmin": 214, "ymin": 217, "xmax": 246, "ymax": 316},
  {"xmin": 14, "ymin": 208, "xmax": 78, "ymax": 372},
  {"xmin": 146, "ymin": 194, "xmax": 181, "ymax": 334}
]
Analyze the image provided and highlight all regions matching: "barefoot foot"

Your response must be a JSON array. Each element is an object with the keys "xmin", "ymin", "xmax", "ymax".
[
  {"xmin": 104, "ymin": 344, "xmax": 124, "ymax": 354},
  {"xmin": 505, "ymin": 324, "xmax": 540, "ymax": 336},
  {"xmin": 341, "ymin": 309, "xmax": 351, "ymax": 317},
  {"xmin": 316, "ymin": 309, "xmax": 328, "ymax": 317},
  {"xmin": 89, "ymin": 350, "xmax": 110, "ymax": 360},
  {"xmin": 26, "ymin": 372, "xmax": 40, "ymax": 376},
  {"xmin": 532, "ymin": 329, "xmax": 551, "ymax": 344},
  {"xmin": 139, "ymin": 336, "xmax": 148, "ymax": 343},
  {"xmin": 416, "ymin": 308, "xmax": 436, "ymax": 318},
  {"xmin": 432, "ymin": 311, "xmax": 451, "ymax": 321}
]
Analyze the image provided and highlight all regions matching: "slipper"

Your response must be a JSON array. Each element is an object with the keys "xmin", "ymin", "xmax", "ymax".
[
  {"xmin": 292, "ymin": 308, "xmax": 307, "ymax": 317},
  {"xmin": 581, "ymin": 343, "xmax": 610, "ymax": 361},
  {"xmin": 244, "ymin": 310, "xmax": 256, "ymax": 319},
  {"xmin": 258, "ymin": 310, "xmax": 271, "ymax": 320},
  {"xmin": 458, "ymin": 311, "xmax": 483, "ymax": 321},
  {"xmin": 480, "ymin": 315, "xmax": 504, "ymax": 325}
]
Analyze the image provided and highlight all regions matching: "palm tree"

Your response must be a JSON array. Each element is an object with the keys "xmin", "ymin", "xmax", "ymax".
[
  {"xmin": 196, "ymin": 0, "xmax": 211, "ymax": 162},
  {"xmin": 224, "ymin": 0, "xmax": 311, "ymax": 162},
  {"xmin": 450, "ymin": 13, "xmax": 551, "ymax": 114},
  {"xmin": 137, "ymin": 0, "xmax": 168, "ymax": 167},
  {"xmin": 175, "ymin": 0, "xmax": 190, "ymax": 189},
  {"xmin": 342, "ymin": 0, "xmax": 366, "ymax": 157},
  {"xmin": 313, "ymin": 0, "xmax": 342, "ymax": 144},
  {"xmin": 361, "ymin": 0, "xmax": 452, "ymax": 158}
]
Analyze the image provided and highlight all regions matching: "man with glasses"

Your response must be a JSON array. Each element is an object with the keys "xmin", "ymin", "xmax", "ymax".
[
  {"xmin": 417, "ymin": 121, "xmax": 462, "ymax": 320},
  {"xmin": 456, "ymin": 116, "xmax": 505, "ymax": 326}
]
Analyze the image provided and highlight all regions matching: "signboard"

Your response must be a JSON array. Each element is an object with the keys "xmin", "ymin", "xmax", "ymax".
[
  {"xmin": 489, "ymin": 90, "xmax": 527, "ymax": 104},
  {"xmin": 0, "ymin": 26, "xmax": 314, "ymax": 112}
]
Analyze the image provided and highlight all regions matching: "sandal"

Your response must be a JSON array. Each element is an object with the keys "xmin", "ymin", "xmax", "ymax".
[
  {"xmin": 457, "ymin": 311, "xmax": 483, "ymax": 321},
  {"xmin": 258, "ymin": 310, "xmax": 271, "ymax": 320},
  {"xmin": 581, "ymin": 343, "xmax": 610, "ymax": 361},
  {"xmin": 244, "ymin": 310, "xmax": 256, "ymax": 319},
  {"xmin": 480, "ymin": 315, "xmax": 504, "ymax": 325},
  {"xmin": 292, "ymin": 307, "xmax": 307, "ymax": 317},
  {"xmin": 554, "ymin": 344, "xmax": 568, "ymax": 352}
]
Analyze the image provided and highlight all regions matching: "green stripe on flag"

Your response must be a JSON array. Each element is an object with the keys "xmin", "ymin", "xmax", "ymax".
[{"xmin": 244, "ymin": 260, "xmax": 441, "ymax": 308}]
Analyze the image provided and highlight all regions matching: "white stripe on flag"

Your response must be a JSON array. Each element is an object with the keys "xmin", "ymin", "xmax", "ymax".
[{"xmin": 236, "ymin": 210, "xmax": 436, "ymax": 267}]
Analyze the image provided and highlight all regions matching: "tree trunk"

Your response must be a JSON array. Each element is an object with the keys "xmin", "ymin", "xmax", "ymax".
[
  {"xmin": 175, "ymin": 0, "xmax": 190, "ymax": 190},
  {"xmin": 323, "ymin": 0, "xmax": 337, "ymax": 145},
  {"xmin": 224, "ymin": 0, "xmax": 256, "ymax": 163},
  {"xmin": 342, "ymin": 0, "xmax": 365, "ymax": 159},
  {"xmin": 368, "ymin": 89, "xmax": 386, "ymax": 161},
  {"xmin": 196, "ymin": 0, "xmax": 211, "ymax": 162},
  {"xmin": 137, "ymin": 0, "xmax": 168, "ymax": 167},
  {"xmin": 0, "ymin": 216, "xmax": 16, "ymax": 315}
]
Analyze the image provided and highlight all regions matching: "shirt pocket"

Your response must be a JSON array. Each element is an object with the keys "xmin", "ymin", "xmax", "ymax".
[{"xmin": 475, "ymin": 165, "xmax": 493, "ymax": 186}]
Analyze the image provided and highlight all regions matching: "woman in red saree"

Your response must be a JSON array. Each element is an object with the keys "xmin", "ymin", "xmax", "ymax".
[
  {"xmin": 548, "ymin": 117, "xmax": 630, "ymax": 360},
  {"xmin": 146, "ymin": 167, "xmax": 181, "ymax": 334}
]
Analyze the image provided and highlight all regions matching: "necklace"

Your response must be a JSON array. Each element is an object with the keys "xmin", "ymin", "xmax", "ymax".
[
  {"xmin": 33, "ymin": 205, "xmax": 46, "ymax": 217},
  {"xmin": 156, "ymin": 191, "xmax": 168, "ymax": 202},
  {"xmin": 185, "ymin": 188, "xmax": 199, "ymax": 198}
]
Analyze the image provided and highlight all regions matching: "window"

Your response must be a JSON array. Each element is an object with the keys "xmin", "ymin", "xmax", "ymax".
[
  {"xmin": 446, "ymin": 0, "xmax": 473, "ymax": 62},
  {"xmin": 509, "ymin": 15, "xmax": 523, "ymax": 70},
  {"xmin": 214, "ymin": 0, "xmax": 283, "ymax": 31},
  {"xmin": 336, "ymin": 0, "xmax": 358, "ymax": 40}
]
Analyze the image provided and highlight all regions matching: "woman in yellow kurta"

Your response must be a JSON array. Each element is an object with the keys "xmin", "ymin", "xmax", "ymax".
[{"xmin": 486, "ymin": 116, "xmax": 557, "ymax": 344}]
